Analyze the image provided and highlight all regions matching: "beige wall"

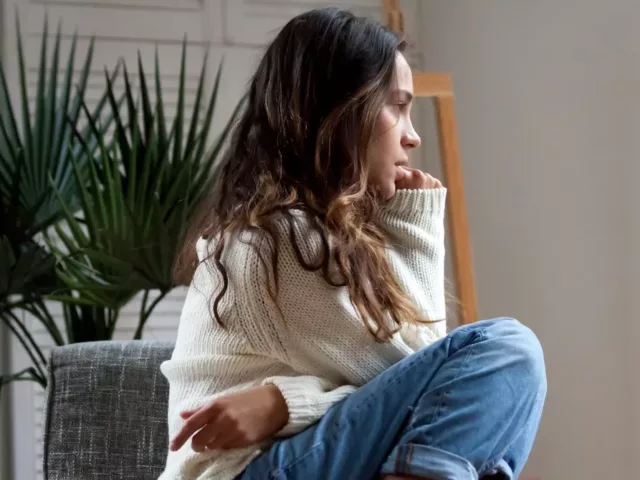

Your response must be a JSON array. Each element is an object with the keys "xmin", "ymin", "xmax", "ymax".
[
  {"xmin": 418, "ymin": 1, "xmax": 636, "ymax": 478},
  {"xmin": 631, "ymin": 45, "xmax": 640, "ymax": 475}
]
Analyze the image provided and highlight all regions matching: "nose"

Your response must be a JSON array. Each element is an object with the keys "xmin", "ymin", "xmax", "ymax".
[{"xmin": 402, "ymin": 123, "xmax": 421, "ymax": 149}]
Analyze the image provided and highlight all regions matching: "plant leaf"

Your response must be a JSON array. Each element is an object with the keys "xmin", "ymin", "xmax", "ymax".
[{"xmin": 0, "ymin": 367, "xmax": 46, "ymax": 398}]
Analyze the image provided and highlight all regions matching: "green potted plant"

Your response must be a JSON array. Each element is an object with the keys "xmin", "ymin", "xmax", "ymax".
[
  {"xmin": 0, "ymin": 18, "xmax": 117, "ymax": 389},
  {"xmin": 0, "ymin": 17, "xmax": 243, "ymax": 394},
  {"xmin": 50, "ymin": 42, "xmax": 243, "ymax": 339}
]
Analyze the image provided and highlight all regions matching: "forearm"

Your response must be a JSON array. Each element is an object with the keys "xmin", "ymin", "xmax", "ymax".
[
  {"xmin": 378, "ymin": 188, "xmax": 447, "ymax": 319},
  {"xmin": 263, "ymin": 375, "xmax": 357, "ymax": 436},
  {"xmin": 377, "ymin": 188, "xmax": 447, "ymax": 246}
]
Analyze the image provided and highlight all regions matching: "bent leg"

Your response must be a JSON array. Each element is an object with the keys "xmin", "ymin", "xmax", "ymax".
[
  {"xmin": 238, "ymin": 318, "xmax": 546, "ymax": 480},
  {"xmin": 381, "ymin": 318, "xmax": 547, "ymax": 479}
]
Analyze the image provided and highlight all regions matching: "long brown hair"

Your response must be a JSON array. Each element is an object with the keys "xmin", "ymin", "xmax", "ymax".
[{"xmin": 175, "ymin": 7, "xmax": 433, "ymax": 341}]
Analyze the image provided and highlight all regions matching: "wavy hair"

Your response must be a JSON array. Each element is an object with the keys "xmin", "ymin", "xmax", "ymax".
[{"xmin": 174, "ymin": 7, "xmax": 434, "ymax": 341}]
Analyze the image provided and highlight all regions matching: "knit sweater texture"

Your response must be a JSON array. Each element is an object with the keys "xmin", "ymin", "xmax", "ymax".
[{"xmin": 159, "ymin": 188, "xmax": 448, "ymax": 479}]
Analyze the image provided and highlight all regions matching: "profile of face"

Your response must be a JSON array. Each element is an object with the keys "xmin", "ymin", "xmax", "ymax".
[
  {"xmin": 367, "ymin": 53, "xmax": 421, "ymax": 200},
  {"xmin": 215, "ymin": 7, "xmax": 418, "ymax": 212}
]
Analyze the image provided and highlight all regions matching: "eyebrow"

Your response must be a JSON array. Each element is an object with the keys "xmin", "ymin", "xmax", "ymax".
[{"xmin": 393, "ymin": 89, "xmax": 414, "ymax": 103}]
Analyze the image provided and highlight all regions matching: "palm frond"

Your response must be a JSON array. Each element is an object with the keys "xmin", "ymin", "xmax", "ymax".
[{"xmin": 52, "ymin": 42, "xmax": 242, "ymax": 329}]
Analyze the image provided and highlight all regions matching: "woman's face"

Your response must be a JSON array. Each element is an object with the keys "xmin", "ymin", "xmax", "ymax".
[{"xmin": 367, "ymin": 53, "xmax": 421, "ymax": 200}]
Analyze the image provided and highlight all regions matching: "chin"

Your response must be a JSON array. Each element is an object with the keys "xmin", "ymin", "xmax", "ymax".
[
  {"xmin": 368, "ymin": 176, "xmax": 396, "ymax": 200},
  {"xmin": 383, "ymin": 185, "xmax": 396, "ymax": 200}
]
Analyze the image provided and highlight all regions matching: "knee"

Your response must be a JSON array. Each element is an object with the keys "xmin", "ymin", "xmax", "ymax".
[{"xmin": 490, "ymin": 318, "xmax": 547, "ymax": 395}]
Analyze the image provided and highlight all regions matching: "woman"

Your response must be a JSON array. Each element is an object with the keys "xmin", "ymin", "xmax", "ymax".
[{"xmin": 160, "ymin": 7, "xmax": 546, "ymax": 480}]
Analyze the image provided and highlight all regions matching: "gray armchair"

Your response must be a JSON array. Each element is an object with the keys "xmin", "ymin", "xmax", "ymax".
[
  {"xmin": 41, "ymin": 340, "xmax": 542, "ymax": 480},
  {"xmin": 42, "ymin": 341, "xmax": 174, "ymax": 480}
]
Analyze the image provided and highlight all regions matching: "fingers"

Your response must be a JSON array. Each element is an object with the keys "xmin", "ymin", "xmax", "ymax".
[
  {"xmin": 395, "ymin": 167, "xmax": 442, "ymax": 190},
  {"xmin": 173, "ymin": 405, "xmax": 248, "ymax": 453},
  {"xmin": 191, "ymin": 421, "xmax": 223, "ymax": 452},
  {"xmin": 394, "ymin": 167, "xmax": 412, "ymax": 190},
  {"xmin": 193, "ymin": 412, "xmax": 244, "ymax": 452},
  {"xmin": 409, "ymin": 169, "xmax": 422, "ymax": 188},
  {"xmin": 170, "ymin": 402, "xmax": 220, "ymax": 451}
]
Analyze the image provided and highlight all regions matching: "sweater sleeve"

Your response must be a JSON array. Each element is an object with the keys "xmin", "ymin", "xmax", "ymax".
[
  {"xmin": 261, "ymin": 375, "xmax": 356, "ymax": 436},
  {"xmin": 227, "ymin": 235, "xmax": 358, "ymax": 437},
  {"xmin": 376, "ymin": 188, "xmax": 448, "ymax": 344}
]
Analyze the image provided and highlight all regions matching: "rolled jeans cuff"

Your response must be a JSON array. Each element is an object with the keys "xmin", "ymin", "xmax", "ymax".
[
  {"xmin": 380, "ymin": 443, "xmax": 478, "ymax": 480},
  {"xmin": 483, "ymin": 458, "xmax": 514, "ymax": 479}
]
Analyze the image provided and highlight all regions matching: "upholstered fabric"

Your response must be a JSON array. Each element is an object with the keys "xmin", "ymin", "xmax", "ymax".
[{"xmin": 42, "ymin": 340, "xmax": 174, "ymax": 480}]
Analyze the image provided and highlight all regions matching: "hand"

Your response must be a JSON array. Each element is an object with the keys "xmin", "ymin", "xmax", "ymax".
[
  {"xmin": 169, "ymin": 385, "xmax": 289, "ymax": 452},
  {"xmin": 395, "ymin": 166, "xmax": 442, "ymax": 190}
]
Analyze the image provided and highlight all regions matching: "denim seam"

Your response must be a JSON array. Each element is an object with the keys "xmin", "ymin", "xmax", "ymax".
[
  {"xmin": 480, "ymin": 387, "xmax": 545, "ymax": 476},
  {"xmin": 335, "ymin": 351, "xmax": 429, "ymax": 431},
  {"xmin": 384, "ymin": 444, "xmax": 477, "ymax": 479},
  {"xmin": 269, "ymin": 441, "xmax": 324, "ymax": 478},
  {"xmin": 394, "ymin": 445, "xmax": 404, "ymax": 474},
  {"xmin": 425, "ymin": 329, "xmax": 487, "ymax": 440},
  {"xmin": 480, "ymin": 426, "xmax": 522, "ymax": 477},
  {"xmin": 394, "ymin": 443, "xmax": 415, "ymax": 475},
  {"xmin": 355, "ymin": 324, "xmax": 489, "ymax": 415},
  {"xmin": 323, "ymin": 352, "xmax": 438, "ymax": 475},
  {"xmin": 406, "ymin": 443, "xmax": 415, "ymax": 474}
]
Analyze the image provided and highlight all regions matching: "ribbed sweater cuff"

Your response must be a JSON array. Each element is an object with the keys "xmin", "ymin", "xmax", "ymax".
[
  {"xmin": 379, "ymin": 188, "xmax": 447, "ymax": 228},
  {"xmin": 262, "ymin": 376, "xmax": 354, "ymax": 437}
]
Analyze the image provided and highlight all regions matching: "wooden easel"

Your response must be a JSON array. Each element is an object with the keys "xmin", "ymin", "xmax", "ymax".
[{"xmin": 383, "ymin": 0, "xmax": 478, "ymax": 325}]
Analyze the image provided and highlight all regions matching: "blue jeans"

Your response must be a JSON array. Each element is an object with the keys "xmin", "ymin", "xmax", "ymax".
[{"xmin": 239, "ymin": 318, "xmax": 546, "ymax": 480}]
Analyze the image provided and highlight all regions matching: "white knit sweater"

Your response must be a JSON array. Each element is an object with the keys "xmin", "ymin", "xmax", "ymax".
[{"xmin": 159, "ymin": 188, "xmax": 448, "ymax": 480}]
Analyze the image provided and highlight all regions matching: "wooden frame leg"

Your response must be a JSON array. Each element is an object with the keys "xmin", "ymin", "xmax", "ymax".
[
  {"xmin": 409, "ymin": 72, "xmax": 479, "ymax": 325},
  {"xmin": 434, "ymin": 94, "xmax": 478, "ymax": 325}
]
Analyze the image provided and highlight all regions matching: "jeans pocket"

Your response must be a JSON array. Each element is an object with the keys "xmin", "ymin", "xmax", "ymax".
[{"xmin": 269, "ymin": 442, "xmax": 326, "ymax": 480}]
